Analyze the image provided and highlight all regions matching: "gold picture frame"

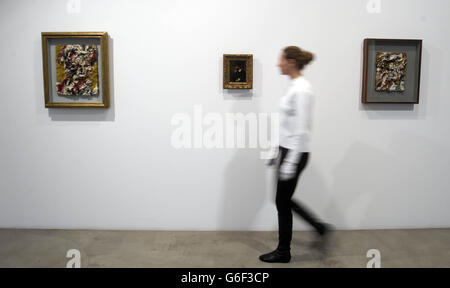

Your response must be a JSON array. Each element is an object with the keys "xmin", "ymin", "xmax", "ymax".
[
  {"xmin": 223, "ymin": 54, "xmax": 253, "ymax": 89},
  {"xmin": 41, "ymin": 32, "xmax": 110, "ymax": 108}
]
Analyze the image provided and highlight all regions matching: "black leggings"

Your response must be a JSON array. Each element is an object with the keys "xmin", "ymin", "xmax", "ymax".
[{"xmin": 276, "ymin": 146, "xmax": 325, "ymax": 252}]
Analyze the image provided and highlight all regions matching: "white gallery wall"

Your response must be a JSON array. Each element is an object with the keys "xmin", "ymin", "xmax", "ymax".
[{"xmin": 0, "ymin": 0, "xmax": 449, "ymax": 230}]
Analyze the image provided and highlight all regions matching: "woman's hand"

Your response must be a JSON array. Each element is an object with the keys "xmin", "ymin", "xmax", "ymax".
[
  {"xmin": 264, "ymin": 145, "xmax": 279, "ymax": 167},
  {"xmin": 265, "ymin": 158, "xmax": 277, "ymax": 166},
  {"xmin": 278, "ymin": 149, "xmax": 302, "ymax": 180},
  {"xmin": 279, "ymin": 161, "xmax": 296, "ymax": 180}
]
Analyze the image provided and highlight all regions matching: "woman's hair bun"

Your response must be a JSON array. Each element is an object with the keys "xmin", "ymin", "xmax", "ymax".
[{"xmin": 284, "ymin": 46, "xmax": 315, "ymax": 70}]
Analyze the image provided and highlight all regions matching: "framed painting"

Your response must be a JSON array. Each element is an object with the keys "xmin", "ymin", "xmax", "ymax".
[
  {"xmin": 362, "ymin": 38, "xmax": 422, "ymax": 104},
  {"xmin": 41, "ymin": 32, "xmax": 110, "ymax": 108},
  {"xmin": 223, "ymin": 54, "xmax": 253, "ymax": 89}
]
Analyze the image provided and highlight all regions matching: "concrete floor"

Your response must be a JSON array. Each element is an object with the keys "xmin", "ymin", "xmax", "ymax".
[{"xmin": 0, "ymin": 228, "xmax": 449, "ymax": 268}]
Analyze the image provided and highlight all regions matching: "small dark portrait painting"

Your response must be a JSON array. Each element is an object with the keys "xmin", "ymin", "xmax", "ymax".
[
  {"xmin": 223, "ymin": 54, "xmax": 253, "ymax": 89},
  {"xmin": 230, "ymin": 60, "xmax": 246, "ymax": 82}
]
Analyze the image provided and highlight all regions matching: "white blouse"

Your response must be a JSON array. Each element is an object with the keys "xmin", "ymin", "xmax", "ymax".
[
  {"xmin": 264, "ymin": 75, "xmax": 315, "ymax": 167},
  {"xmin": 279, "ymin": 75, "xmax": 314, "ymax": 153}
]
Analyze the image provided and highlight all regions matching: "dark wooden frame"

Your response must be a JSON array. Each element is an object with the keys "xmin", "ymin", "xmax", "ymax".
[
  {"xmin": 362, "ymin": 38, "xmax": 422, "ymax": 104},
  {"xmin": 223, "ymin": 54, "xmax": 253, "ymax": 89}
]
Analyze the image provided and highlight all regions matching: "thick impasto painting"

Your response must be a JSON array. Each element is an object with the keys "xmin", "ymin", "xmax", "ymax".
[
  {"xmin": 56, "ymin": 44, "xmax": 99, "ymax": 96},
  {"xmin": 375, "ymin": 52, "xmax": 407, "ymax": 92}
]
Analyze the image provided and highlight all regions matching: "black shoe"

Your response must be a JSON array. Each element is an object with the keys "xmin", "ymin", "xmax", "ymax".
[{"xmin": 259, "ymin": 249, "xmax": 291, "ymax": 263}]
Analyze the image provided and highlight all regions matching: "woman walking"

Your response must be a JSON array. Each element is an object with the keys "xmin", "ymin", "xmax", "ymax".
[{"xmin": 259, "ymin": 46, "xmax": 331, "ymax": 263}]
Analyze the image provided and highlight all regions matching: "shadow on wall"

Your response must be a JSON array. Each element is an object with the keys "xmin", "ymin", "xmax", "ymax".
[
  {"xmin": 217, "ymin": 73, "xmax": 267, "ymax": 230},
  {"xmin": 327, "ymin": 130, "xmax": 450, "ymax": 230},
  {"xmin": 47, "ymin": 36, "xmax": 116, "ymax": 122},
  {"xmin": 218, "ymin": 147, "xmax": 269, "ymax": 230}
]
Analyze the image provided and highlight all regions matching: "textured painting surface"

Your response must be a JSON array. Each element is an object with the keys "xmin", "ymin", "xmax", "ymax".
[
  {"xmin": 56, "ymin": 45, "xmax": 99, "ymax": 96},
  {"xmin": 375, "ymin": 52, "xmax": 407, "ymax": 92}
]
